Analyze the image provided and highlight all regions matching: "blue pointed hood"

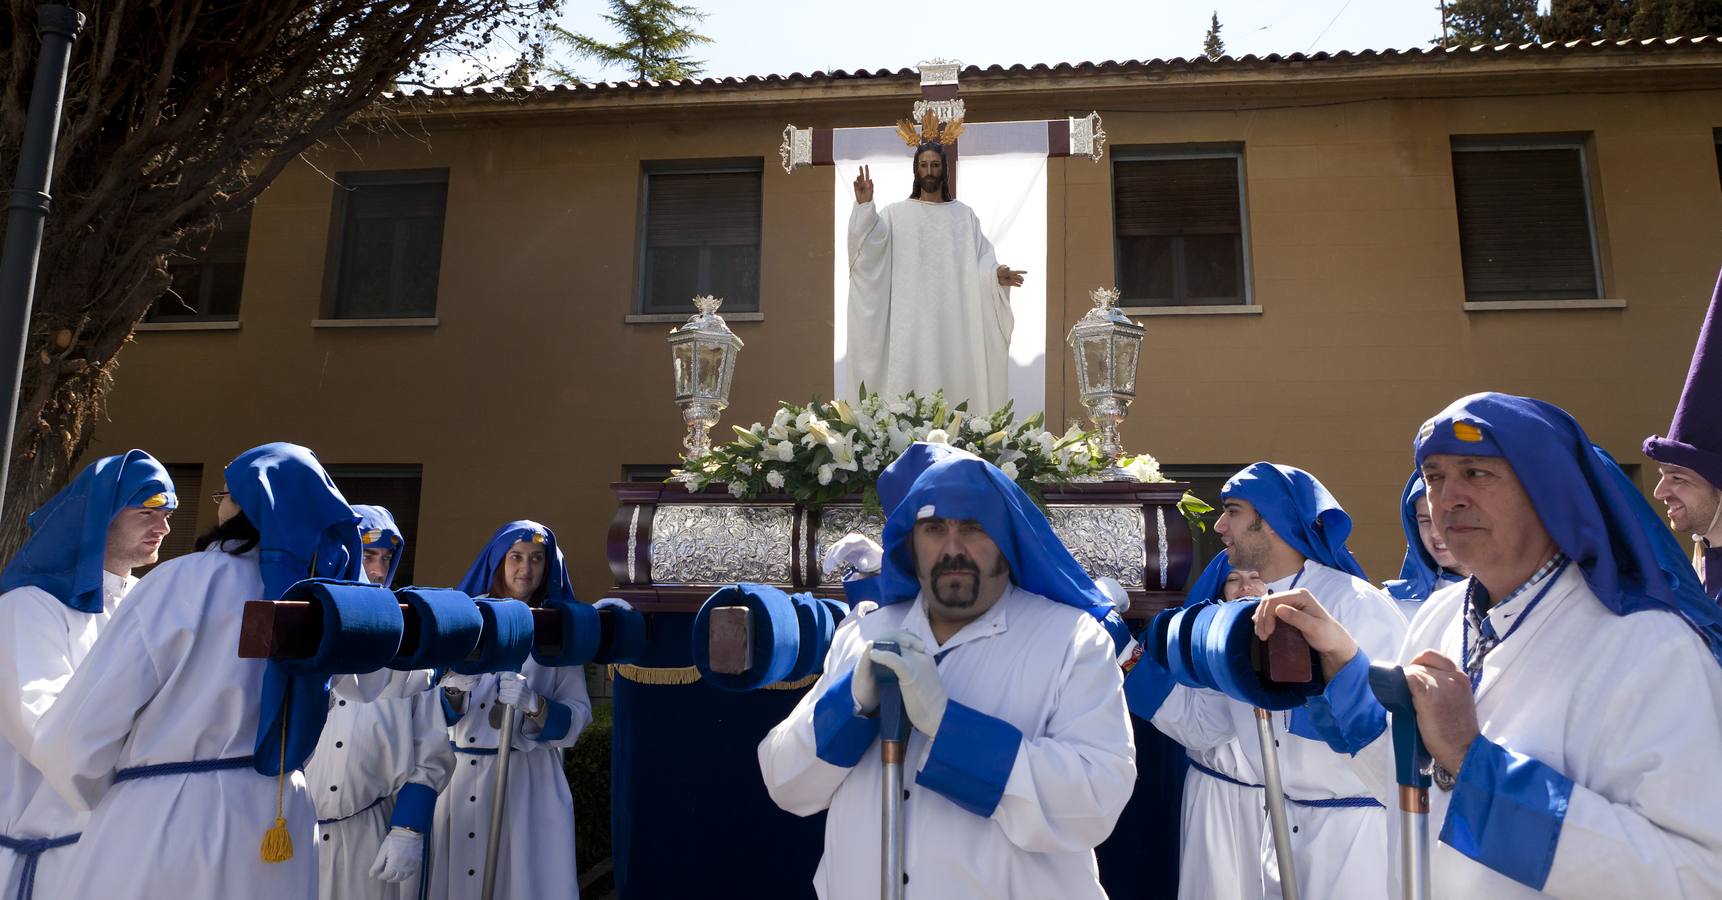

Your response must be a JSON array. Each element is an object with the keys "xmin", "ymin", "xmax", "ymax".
[
  {"xmin": 354, "ymin": 504, "xmax": 404, "ymax": 587},
  {"xmin": 1416, "ymin": 392, "xmax": 1722, "ymax": 664},
  {"xmin": 1221, "ymin": 462, "xmax": 1368, "ymax": 581},
  {"xmin": 457, "ymin": 520, "xmax": 576, "ymax": 607},
  {"xmin": 0, "ymin": 450, "xmax": 176, "ymax": 613}
]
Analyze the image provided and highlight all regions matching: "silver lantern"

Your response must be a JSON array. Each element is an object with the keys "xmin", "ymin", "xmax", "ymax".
[
  {"xmin": 1066, "ymin": 286, "xmax": 1145, "ymax": 481},
  {"xmin": 668, "ymin": 295, "xmax": 744, "ymax": 468}
]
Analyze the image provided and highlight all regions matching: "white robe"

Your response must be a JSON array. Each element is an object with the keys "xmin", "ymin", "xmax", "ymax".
[
  {"xmin": 31, "ymin": 545, "xmax": 318, "ymax": 898},
  {"xmin": 427, "ymin": 660, "xmax": 591, "ymax": 900},
  {"xmin": 0, "ymin": 574, "xmax": 131, "ymax": 899},
  {"xmin": 758, "ymin": 585, "xmax": 1137, "ymax": 900},
  {"xmin": 1179, "ymin": 740, "xmax": 1265, "ymax": 900},
  {"xmin": 847, "ymin": 199, "xmax": 1013, "ymax": 413},
  {"xmin": 307, "ymin": 669, "xmax": 452, "ymax": 900},
  {"xmin": 1150, "ymin": 560, "xmax": 1406, "ymax": 900},
  {"xmin": 1330, "ymin": 565, "xmax": 1722, "ymax": 898}
]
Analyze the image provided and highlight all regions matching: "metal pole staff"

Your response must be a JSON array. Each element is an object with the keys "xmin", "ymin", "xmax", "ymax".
[
  {"xmin": 1369, "ymin": 664, "xmax": 1432, "ymax": 900},
  {"xmin": 874, "ymin": 641, "xmax": 908, "ymax": 900},
  {"xmin": 1253, "ymin": 707, "xmax": 1301, "ymax": 900},
  {"xmin": 0, "ymin": 5, "xmax": 85, "ymax": 522},
  {"xmin": 480, "ymin": 694, "xmax": 518, "ymax": 900}
]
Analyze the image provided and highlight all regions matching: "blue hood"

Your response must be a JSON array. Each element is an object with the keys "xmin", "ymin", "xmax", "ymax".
[
  {"xmin": 354, "ymin": 504, "xmax": 404, "ymax": 587},
  {"xmin": 457, "ymin": 520, "xmax": 576, "ymax": 607},
  {"xmin": 1222, "ymin": 462, "xmax": 1368, "ymax": 581}
]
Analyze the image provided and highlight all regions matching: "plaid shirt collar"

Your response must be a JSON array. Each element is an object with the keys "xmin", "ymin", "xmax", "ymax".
[{"xmin": 1466, "ymin": 551, "xmax": 1569, "ymax": 640}]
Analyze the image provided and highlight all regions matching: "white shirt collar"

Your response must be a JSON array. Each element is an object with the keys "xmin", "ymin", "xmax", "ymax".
[{"xmin": 905, "ymin": 583, "xmax": 1015, "ymax": 653}]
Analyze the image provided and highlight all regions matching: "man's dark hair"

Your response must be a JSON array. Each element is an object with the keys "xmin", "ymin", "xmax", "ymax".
[
  {"xmin": 195, "ymin": 510, "xmax": 260, "ymax": 554},
  {"xmin": 908, "ymin": 143, "xmax": 952, "ymax": 202}
]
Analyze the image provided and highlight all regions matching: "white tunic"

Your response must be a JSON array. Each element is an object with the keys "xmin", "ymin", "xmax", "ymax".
[
  {"xmin": 1178, "ymin": 740, "xmax": 1264, "ymax": 900},
  {"xmin": 847, "ymin": 199, "xmax": 1013, "ymax": 413},
  {"xmin": 0, "ymin": 573, "xmax": 130, "ymax": 899},
  {"xmin": 307, "ymin": 669, "xmax": 452, "ymax": 900},
  {"xmin": 1331, "ymin": 565, "xmax": 1722, "ymax": 898},
  {"xmin": 758, "ymin": 585, "xmax": 1137, "ymax": 900},
  {"xmin": 427, "ymin": 660, "xmax": 591, "ymax": 900},
  {"xmin": 31, "ymin": 545, "xmax": 318, "ymax": 898},
  {"xmin": 1150, "ymin": 560, "xmax": 1406, "ymax": 900}
]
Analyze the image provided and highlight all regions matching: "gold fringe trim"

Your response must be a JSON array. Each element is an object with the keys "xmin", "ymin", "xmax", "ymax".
[
  {"xmin": 763, "ymin": 672, "xmax": 822, "ymax": 691},
  {"xmin": 608, "ymin": 664, "xmax": 824, "ymax": 692}
]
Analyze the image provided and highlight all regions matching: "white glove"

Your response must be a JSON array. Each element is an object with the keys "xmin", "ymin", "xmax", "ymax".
[
  {"xmin": 368, "ymin": 826, "xmax": 423, "ymax": 883},
  {"xmin": 867, "ymin": 633, "xmax": 948, "ymax": 738},
  {"xmin": 438, "ymin": 672, "xmax": 481, "ymax": 693},
  {"xmin": 1096, "ymin": 576, "xmax": 1130, "ymax": 614},
  {"xmin": 823, "ymin": 533, "xmax": 884, "ymax": 578},
  {"xmin": 496, "ymin": 671, "xmax": 541, "ymax": 714}
]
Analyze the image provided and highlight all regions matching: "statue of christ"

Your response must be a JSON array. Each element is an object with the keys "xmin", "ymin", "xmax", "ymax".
[{"xmin": 846, "ymin": 140, "xmax": 1026, "ymax": 415}]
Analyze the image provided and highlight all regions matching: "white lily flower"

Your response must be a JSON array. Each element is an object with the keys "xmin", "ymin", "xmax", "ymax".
[{"xmin": 766, "ymin": 470, "xmax": 786, "ymax": 489}]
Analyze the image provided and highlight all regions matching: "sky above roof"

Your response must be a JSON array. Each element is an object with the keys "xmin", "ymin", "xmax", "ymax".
[{"xmin": 550, "ymin": 0, "xmax": 1457, "ymax": 83}]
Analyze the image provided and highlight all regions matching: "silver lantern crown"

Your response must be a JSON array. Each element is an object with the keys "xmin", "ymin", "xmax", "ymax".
[
  {"xmin": 668, "ymin": 294, "xmax": 744, "ymax": 466},
  {"xmin": 1066, "ymin": 286, "xmax": 1145, "ymax": 481}
]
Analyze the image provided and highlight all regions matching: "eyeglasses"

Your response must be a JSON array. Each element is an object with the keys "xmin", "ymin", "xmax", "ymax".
[{"xmin": 210, "ymin": 490, "xmax": 230, "ymax": 505}]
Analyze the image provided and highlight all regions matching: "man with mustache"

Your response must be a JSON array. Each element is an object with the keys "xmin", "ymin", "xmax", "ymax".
[
  {"xmin": 1383, "ymin": 472, "xmax": 1472, "ymax": 621},
  {"xmin": 848, "ymin": 138, "xmax": 1026, "ymax": 414},
  {"xmin": 1123, "ymin": 462, "xmax": 1405, "ymax": 900},
  {"xmin": 1259, "ymin": 393, "xmax": 1722, "ymax": 897},
  {"xmin": 1644, "ymin": 269, "xmax": 1722, "ymax": 601},
  {"xmin": 0, "ymin": 452, "xmax": 176, "ymax": 900},
  {"xmin": 759, "ymin": 446, "xmax": 1135, "ymax": 899}
]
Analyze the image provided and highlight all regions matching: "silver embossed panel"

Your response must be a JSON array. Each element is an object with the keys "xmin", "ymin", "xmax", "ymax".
[
  {"xmin": 650, "ymin": 504, "xmax": 794, "ymax": 585},
  {"xmin": 813, "ymin": 507, "xmax": 887, "ymax": 574},
  {"xmin": 1046, "ymin": 505, "xmax": 1147, "ymax": 589}
]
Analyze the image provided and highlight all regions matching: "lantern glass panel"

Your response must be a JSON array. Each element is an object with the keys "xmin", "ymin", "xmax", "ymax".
[
  {"xmin": 696, "ymin": 343, "xmax": 729, "ymax": 395},
  {"xmin": 1080, "ymin": 337, "xmax": 1111, "ymax": 393},
  {"xmin": 672, "ymin": 342, "xmax": 696, "ymax": 396},
  {"xmin": 1112, "ymin": 334, "xmax": 1140, "ymax": 393}
]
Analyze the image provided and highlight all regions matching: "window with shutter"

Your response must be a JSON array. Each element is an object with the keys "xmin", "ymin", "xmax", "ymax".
[
  {"xmin": 327, "ymin": 465, "xmax": 424, "ymax": 586},
  {"xmin": 326, "ymin": 170, "xmax": 449, "ymax": 319},
  {"xmin": 1451, "ymin": 140, "xmax": 1601, "ymax": 301},
  {"xmin": 639, "ymin": 162, "xmax": 763, "ymax": 314},
  {"xmin": 150, "ymin": 207, "xmax": 252, "ymax": 322},
  {"xmin": 1112, "ymin": 151, "xmax": 1248, "ymax": 307}
]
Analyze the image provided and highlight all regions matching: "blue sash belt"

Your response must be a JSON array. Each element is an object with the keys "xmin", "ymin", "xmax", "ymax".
[
  {"xmin": 450, "ymin": 742, "xmax": 498, "ymax": 756},
  {"xmin": 0, "ymin": 832, "xmax": 78, "ymax": 900},
  {"xmin": 317, "ymin": 795, "xmax": 385, "ymax": 827},
  {"xmin": 1188, "ymin": 759, "xmax": 1382, "ymax": 809},
  {"xmin": 113, "ymin": 755, "xmax": 257, "ymax": 783}
]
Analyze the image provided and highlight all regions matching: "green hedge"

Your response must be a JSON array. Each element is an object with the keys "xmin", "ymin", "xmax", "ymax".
[{"xmin": 565, "ymin": 700, "xmax": 612, "ymax": 879}]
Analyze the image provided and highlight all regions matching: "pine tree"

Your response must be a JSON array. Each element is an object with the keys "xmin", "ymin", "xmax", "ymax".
[
  {"xmin": 548, "ymin": 0, "xmax": 713, "ymax": 83},
  {"xmin": 1441, "ymin": 0, "xmax": 1541, "ymax": 46},
  {"xmin": 1203, "ymin": 11, "xmax": 1226, "ymax": 60},
  {"xmin": 1538, "ymin": 0, "xmax": 1722, "ymax": 40}
]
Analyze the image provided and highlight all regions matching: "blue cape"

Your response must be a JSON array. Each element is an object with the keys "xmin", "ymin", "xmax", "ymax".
[
  {"xmin": 0, "ymin": 450, "xmax": 176, "ymax": 614},
  {"xmin": 354, "ymin": 504, "xmax": 404, "ymax": 587},
  {"xmin": 1416, "ymin": 393, "xmax": 1722, "ymax": 663},
  {"xmin": 876, "ymin": 453, "xmax": 1111, "ymax": 618},
  {"xmin": 1382, "ymin": 472, "xmax": 1461, "ymax": 602},
  {"xmin": 227, "ymin": 442, "xmax": 367, "ymax": 775},
  {"xmin": 457, "ymin": 520, "xmax": 577, "ymax": 607},
  {"xmin": 1222, "ymin": 462, "xmax": 1368, "ymax": 581}
]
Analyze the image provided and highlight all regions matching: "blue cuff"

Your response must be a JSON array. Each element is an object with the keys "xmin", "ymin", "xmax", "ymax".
[
  {"xmin": 813, "ymin": 668, "xmax": 879, "ymax": 767},
  {"xmin": 1300, "ymin": 650, "xmax": 1387, "ymax": 754},
  {"xmin": 915, "ymin": 701, "xmax": 1022, "ymax": 818},
  {"xmin": 1123, "ymin": 654, "xmax": 1176, "ymax": 722},
  {"xmin": 535, "ymin": 699, "xmax": 573, "ymax": 743},
  {"xmin": 1440, "ymin": 734, "xmax": 1573, "ymax": 891},
  {"xmin": 390, "ymin": 781, "xmax": 438, "ymax": 833}
]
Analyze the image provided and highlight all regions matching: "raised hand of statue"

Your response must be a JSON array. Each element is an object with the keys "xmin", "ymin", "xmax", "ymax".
[
  {"xmin": 997, "ymin": 265, "xmax": 1026, "ymax": 288},
  {"xmin": 853, "ymin": 165, "xmax": 874, "ymax": 204}
]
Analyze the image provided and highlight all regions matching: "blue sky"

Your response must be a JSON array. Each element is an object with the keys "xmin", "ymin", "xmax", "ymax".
[{"xmin": 549, "ymin": 0, "xmax": 1457, "ymax": 83}]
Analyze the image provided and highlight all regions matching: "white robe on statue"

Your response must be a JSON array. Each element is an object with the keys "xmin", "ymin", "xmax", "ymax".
[
  {"xmin": 847, "ymin": 198, "xmax": 1014, "ymax": 413},
  {"xmin": 1150, "ymin": 560, "xmax": 1405, "ymax": 900},
  {"xmin": 1324, "ymin": 566, "xmax": 1722, "ymax": 898},
  {"xmin": 428, "ymin": 660, "xmax": 591, "ymax": 900},
  {"xmin": 307, "ymin": 669, "xmax": 452, "ymax": 900},
  {"xmin": 0, "ymin": 574, "xmax": 131, "ymax": 899},
  {"xmin": 759, "ymin": 585, "xmax": 1136, "ymax": 900},
  {"xmin": 1179, "ymin": 740, "xmax": 1265, "ymax": 900},
  {"xmin": 31, "ymin": 544, "xmax": 318, "ymax": 898}
]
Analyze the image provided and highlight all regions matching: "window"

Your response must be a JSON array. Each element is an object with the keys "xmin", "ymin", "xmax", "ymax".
[
  {"xmin": 1161, "ymin": 464, "xmax": 1246, "ymax": 577},
  {"xmin": 638, "ymin": 161, "xmax": 762, "ymax": 315},
  {"xmin": 1714, "ymin": 129, "xmax": 1721, "ymax": 193},
  {"xmin": 149, "ymin": 207, "xmax": 251, "ymax": 322},
  {"xmin": 622, "ymin": 463, "xmax": 678, "ymax": 483},
  {"xmin": 325, "ymin": 170, "xmax": 448, "ymax": 319},
  {"xmin": 1113, "ymin": 148, "xmax": 1249, "ymax": 306},
  {"xmin": 1451, "ymin": 137, "xmax": 1602, "ymax": 301},
  {"xmin": 328, "ymin": 465, "xmax": 424, "ymax": 585}
]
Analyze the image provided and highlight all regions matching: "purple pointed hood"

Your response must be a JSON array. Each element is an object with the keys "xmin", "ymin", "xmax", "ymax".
[{"xmin": 1644, "ymin": 268, "xmax": 1722, "ymax": 489}]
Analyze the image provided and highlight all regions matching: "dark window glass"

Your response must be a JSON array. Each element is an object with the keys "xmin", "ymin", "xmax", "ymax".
[
  {"xmin": 331, "ymin": 173, "xmax": 448, "ymax": 318},
  {"xmin": 1451, "ymin": 143, "xmax": 1600, "ymax": 301},
  {"xmin": 640, "ymin": 167, "xmax": 762, "ymax": 314},
  {"xmin": 1113, "ymin": 155, "xmax": 1246, "ymax": 306},
  {"xmin": 149, "ymin": 207, "xmax": 251, "ymax": 322}
]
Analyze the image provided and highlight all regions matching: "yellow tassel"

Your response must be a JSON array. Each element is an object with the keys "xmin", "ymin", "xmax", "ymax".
[
  {"xmin": 610, "ymin": 663, "xmax": 702, "ymax": 686},
  {"xmin": 260, "ymin": 815, "xmax": 293, "ymax": 863},
  {"xmin": 260, "ymin": 702, "xmax": 293, "ymax": 863},
  {"xmin": 764, "ymin": 672, "xmax": 822, "ymax": 691}
]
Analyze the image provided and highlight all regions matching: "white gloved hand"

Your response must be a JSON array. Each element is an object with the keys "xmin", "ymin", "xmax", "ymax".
[
  {"xmin": 1095, "ymin": 576, "xmax": 1130, "ymax": 614},
  {"xmin": 438, "ymin": 672, "xmax": 481, "ymax": 693},
  {"xmin": 823, "ymin": 533, "xmax": 884, "ymax": 578},
  {"xmin": 496, "ymin": 671, "xmax": 541, "ymax": 714},
  {"xmin": 867, "ymin": 633, "xmax": 948, "ymax": 738},
  {"xmin": 368, "ymin": 826, "xmax": 423, "ymax": 883}
]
